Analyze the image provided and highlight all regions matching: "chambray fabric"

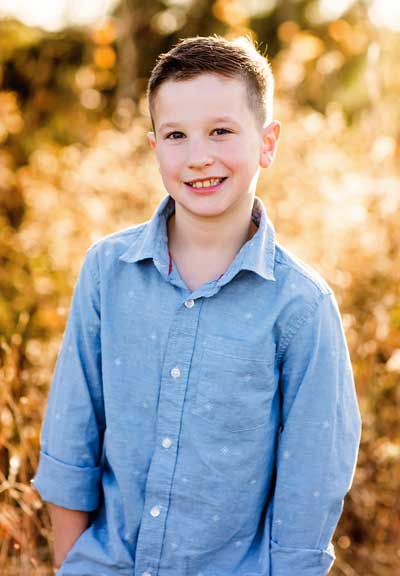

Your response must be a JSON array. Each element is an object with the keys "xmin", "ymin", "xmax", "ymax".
[{"xmin": 33, "ymin": 194, "xmax": 361, "ymax": 576}]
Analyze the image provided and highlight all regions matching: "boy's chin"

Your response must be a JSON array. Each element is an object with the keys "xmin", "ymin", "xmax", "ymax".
[
  {"xmin": 173, "ymin": 196, "xmax": 224, "ymax": 216},
  {"xmin": 173, "ymin": 197, "xmax": 247, "ymax": 221}
]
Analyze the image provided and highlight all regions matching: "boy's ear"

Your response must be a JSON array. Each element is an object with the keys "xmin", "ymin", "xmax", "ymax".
[
  {"xmin": 259, "ymin": 121, "xmax": 281, "ymax": 168},
  {"xmin": 147, "ymin": 131, "xmax": 156, "ymax": 150}
]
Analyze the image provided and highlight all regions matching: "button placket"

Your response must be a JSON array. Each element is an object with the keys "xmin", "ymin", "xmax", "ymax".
[{"xmin": 135, "ymin": 295, "xmax": 202, "ymax": 575}]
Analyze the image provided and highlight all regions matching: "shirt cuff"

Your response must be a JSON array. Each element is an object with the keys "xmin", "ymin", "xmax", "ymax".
[
  {"xmin": 270, "ymin": 539, "xmax": 335, "ymax": 575},
  {"xmin": 33, "ymin": 451, "xmax": 101, "ymax": 511}
]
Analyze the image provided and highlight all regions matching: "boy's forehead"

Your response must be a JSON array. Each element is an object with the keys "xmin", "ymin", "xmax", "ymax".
[{"xmin": 152, "ymin": 73, "xmax": 252, "ymax": 127}]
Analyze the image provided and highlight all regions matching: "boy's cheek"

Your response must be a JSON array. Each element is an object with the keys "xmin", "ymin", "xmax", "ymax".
[
  {"xmin": 158, "ymin": 162, "xmax": 183, "ymax": 185},
  {"xmin": 220, "ymin": 141, "xmax": 250, "ymax": 164},
  {"xmin": 158, "ymin": 154, "xmax": 186, "ymax": 176}
]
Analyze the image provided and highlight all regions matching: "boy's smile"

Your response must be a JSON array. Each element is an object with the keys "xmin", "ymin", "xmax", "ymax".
[
  {"xmin": 148, "ymin": 73, "xmax": 280, "ymax": 223},
  {"xmin": 185, "ymin": 176, "xmax": 228, "ymax": 193}
]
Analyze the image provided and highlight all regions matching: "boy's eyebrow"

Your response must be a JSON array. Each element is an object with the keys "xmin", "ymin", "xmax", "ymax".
[
  {"xmin": 211, "ymin": 116, "xmax": 241, "ymax": 126},
  {"xmin": 158, "ymin": 122, "xmax": 181, "ymax": 132},
  {"xmin": 158, "ymin": 116, "xmax": 241, "ymax": 132}
]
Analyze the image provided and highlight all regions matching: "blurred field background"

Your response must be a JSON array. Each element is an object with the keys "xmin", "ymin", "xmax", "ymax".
[{"xmin": 0, "ymin": 0, "xmax": 399, "ymax": 574}]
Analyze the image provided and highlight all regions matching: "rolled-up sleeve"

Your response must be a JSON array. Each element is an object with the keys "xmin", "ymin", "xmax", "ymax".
[
  {"xmin": 271, "ymin": 291, "xmax": 362, "ymax": 575},
  {"xmin": 33, "ymin": 246, "xmax": 105, "ymax": 511}
]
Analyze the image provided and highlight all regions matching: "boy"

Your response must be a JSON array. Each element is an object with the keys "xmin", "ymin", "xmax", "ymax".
[{"xmin": 33, "ymin": 36, "xmax": 361, "ymax": 575}]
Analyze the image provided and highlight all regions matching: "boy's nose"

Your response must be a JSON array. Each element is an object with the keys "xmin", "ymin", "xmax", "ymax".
[{"xmin": 186, "ymin": 140, "xmax": 214, "ymax": 169}]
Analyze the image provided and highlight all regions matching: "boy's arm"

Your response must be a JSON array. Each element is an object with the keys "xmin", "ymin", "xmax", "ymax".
[
  {"xmin": 270, "ymin": 291, "xmax": 361, "ymax": 576},
  {"xmin": 48, "ymin": 503, "xmax": 89, "ymax": 569},
  {"xmin": 33, "ymin": 246, "xmax": 105, "ymax": 525}
]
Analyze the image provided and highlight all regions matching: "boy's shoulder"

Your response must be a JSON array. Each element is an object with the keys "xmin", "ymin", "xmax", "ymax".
[
  {"xmin": 86, "ymin": 221, "xmax": 148, "ymax": 261},
  {"xmin": 273, "ymin": 241, "xmax": 333, "ymax": 300}
]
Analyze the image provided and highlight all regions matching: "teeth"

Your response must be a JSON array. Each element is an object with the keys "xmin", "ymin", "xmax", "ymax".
[{"xmin": 190, "ymin": 178, "xmax": 224, "ymax": 189}]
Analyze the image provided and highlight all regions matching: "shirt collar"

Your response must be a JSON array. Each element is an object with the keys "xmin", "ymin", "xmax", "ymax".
[{"xmin": 119, "ymin": 194, "xmax": 276, "ymax": 282}]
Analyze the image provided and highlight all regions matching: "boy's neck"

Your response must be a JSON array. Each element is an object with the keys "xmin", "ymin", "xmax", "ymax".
[
  {"xmin": 168, "ymin": 204, "xmax": 257, "ymax": 291},
  {"xmin": 168, "ymin": 197, "xmax": 257, "ymax": 254}
]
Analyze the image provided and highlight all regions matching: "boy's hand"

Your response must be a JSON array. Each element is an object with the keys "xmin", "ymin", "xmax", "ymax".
[{"xmin": 47, "ymin": 503, "xmax": 90, "ymax": 569}]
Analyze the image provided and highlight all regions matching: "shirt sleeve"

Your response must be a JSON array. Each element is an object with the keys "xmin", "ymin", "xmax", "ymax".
[
  {"xmin": 33, "ymin": 246, "xmax": 105, "ymax": 511},
  {"xmin": 270, "ymin": 291, "xmax": 362, "ymax": 575}
]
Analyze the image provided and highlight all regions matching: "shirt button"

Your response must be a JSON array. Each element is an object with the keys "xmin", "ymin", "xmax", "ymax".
[
  {"xmin": 184, "ymin": 299, "xmax": 194, "ymax": 308},
  {"xmin": 162, "ymin": 437, "xmax": 172, "ymax": 449},
  {"xmin": 170, "ymin": 366, "xmax": 181, "ymax": 379},
  {"xmin": 150, "ymin": 505, "xmax": 161, "ymax": 518},
  {"xmin": 142, "ymin": 572, "xmax": 152, "ymax": 576}
]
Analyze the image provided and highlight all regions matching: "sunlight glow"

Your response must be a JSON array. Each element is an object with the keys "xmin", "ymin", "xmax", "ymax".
[
  {"xmin": 1, "ymin": 0, "xmax": 400, "ymax": 32},
  {"xmin": 0, "ymin": 0, "xmax": 120, "ymax": 31},
  {"xmin": 369, "ymin": 0, "xmax": 400, "ymax": 31},
  {"xmin": 318, "ymin": 0, "xmax": 356, "ymax": 21}
]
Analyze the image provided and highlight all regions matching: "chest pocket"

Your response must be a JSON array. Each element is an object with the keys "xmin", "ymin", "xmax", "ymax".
[{"xmin": 191, "ymin": 335, "xmax": 276, "ymax": 433}]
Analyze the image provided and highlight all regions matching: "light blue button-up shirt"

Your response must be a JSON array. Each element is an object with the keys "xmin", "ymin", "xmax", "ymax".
[{"xmin": 33, "ymin": 194, "xmax": 361, "ymax": 576}]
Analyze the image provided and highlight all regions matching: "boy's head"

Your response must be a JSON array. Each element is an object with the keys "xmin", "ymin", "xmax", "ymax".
[
  {"xmin": 147, "ymin": 35, "xmax": 274, "ymax": 130},
  {"xmin": 146, "ymin": 35, "xmax": 280, "ymax": 223}
]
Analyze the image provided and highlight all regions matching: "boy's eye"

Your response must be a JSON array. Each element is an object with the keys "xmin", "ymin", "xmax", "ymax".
[
  {"xmin": 166, "ymin": 131, "xmax": 185, "ymax": 140},
  {"xmin": 212, "ymin": 128, "xmax": 231, "ymax": 136}
]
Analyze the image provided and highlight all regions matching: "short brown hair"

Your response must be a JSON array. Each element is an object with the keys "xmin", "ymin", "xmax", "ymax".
[{"xmin": 147, "ymin": 35, "xmax": 274, "ymax": 129}]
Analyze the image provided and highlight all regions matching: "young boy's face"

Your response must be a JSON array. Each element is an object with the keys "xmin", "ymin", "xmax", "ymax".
[{"xmin": 148, "ymin": 73, "xmax": 280, "ymax": 222}]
